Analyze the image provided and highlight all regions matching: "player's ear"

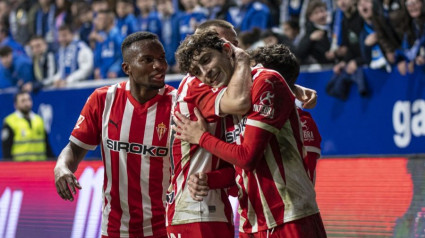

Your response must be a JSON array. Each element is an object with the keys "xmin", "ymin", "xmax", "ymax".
[{"xmin": 122, "ymin": 61, "xmax": 130, "ymax": 76}]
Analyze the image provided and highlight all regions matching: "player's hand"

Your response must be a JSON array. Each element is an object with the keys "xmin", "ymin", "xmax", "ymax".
[
  {"xmin": 54, "ymin": 165, "xmax": 82, "ymax": 201},
  {"xmin": 294, "ymin": 85, "xmax": 317, "ymax": 109},
  {"xmin": 173, "ymin": 108, "xmax": 207, "ymax": 144},
  {"xmin": 187, "ymin": 172, "xmax": 209, "ymax": 201}
]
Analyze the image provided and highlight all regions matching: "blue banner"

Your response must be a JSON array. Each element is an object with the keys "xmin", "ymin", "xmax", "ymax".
[{"xmin": 1, "ymin": 67, "xmax": 424, "ymax": 159}]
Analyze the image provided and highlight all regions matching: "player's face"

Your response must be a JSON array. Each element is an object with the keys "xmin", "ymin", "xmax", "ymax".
[
  {"xmin": 190, "ymin": 45, "xmax": 234, "ymax": 88},
  {"xmin": 15, "ymin": 93, "xmax": 33, "ymax": 114},
  {"xmin": 124, "ymin": 40, "xmax": 168, "ymax": 90}
]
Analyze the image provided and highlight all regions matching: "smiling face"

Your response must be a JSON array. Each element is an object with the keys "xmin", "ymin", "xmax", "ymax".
[
  {"xmin": 122, "ymin": 40, "xmax": 168, "ymax": 91},
  {"xmin": 189, "ymin": 45, "xmax": 234, "ymax": 88},
  {"xmin": 405, "ymin": 0, "xmax": 423, "ymax": 18}
]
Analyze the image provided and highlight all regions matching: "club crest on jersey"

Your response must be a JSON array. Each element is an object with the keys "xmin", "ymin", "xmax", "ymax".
[
  {"xmin": 156, "ymin": 122, "xmax": 168, "ymax": 141},
  {"xmin": 253, "ymin": 91, "xmax": 275, "ymax": 118},
  {"xmin": 74, "ymin": 115, "xmax": 85, "ymax": 129}
]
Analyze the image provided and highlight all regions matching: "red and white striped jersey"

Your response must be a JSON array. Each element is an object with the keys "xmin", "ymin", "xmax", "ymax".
[
  {"xmin": 199, "ymin": 67, "xmax": 319, "ymax": 233},
  {"xmin": 297, "ymin": 108, "xmax": 322, "ymax": 183},
  {"xmin": 166, "ymin": 75, "xmax": 233, "ymax": 226},
  {"xmin": 70, "ymin": 81, "xmax": 176, "ymax": 238}
]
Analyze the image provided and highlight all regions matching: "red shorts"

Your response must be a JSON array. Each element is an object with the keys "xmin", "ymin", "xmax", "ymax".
[
  {"xmin": 167, "ymin": 221, "xmax": 234, "ymax": 238},
  {"xmin": 239, "ymin": 213, "xmax": 326, "ymax": 238}
]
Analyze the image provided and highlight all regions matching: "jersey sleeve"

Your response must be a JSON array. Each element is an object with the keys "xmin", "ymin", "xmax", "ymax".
[
  {"xmin": 70, "ymin": 90, "xmax": 102, "ymax": 150},
  {"xmin": 248, "ymin": 71, "xmax": 295, "ymax": 129},
  {"xmin": 298, "ymin": 109, "xmax": 322, "ymax": 156},
  {"xmin": 184, "ymin": 79, "xmax": 227, "ymax": 121}
]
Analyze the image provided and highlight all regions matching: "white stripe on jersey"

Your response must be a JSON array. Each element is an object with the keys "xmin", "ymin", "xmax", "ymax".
[
  {"xmin": 214, "ymin": 87, "xmax": 227, "ymax": 116},
  {"xmin": 253, "ymin": 170, "xmax": 275, "ymax": 228},
  {"xmin": 101, "ymin": 84, "xmax": 119, "ymax": 236},
  {"xmin": 141, "ymin": 102, "xmax": 158, "ymax": 237},
  {"xmin": 305, "ymin": 146, "xmax": 321, "ymax": 155},
  {"xmin": 69, "ymin": 135, "xmax": 97, "ymax": 150},
  {"xmin": 118, "ymin": 98, "xmax": 134, "ymax": 237},
  {"xmin": 246, "ymin": 119, "xmax": 279, "ymax": 135}
]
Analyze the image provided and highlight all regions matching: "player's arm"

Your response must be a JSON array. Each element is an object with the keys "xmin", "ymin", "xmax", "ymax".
[
  {"xmin": 219, "ymin": 44, "xmax": 252, "ymax": 116},
  {"xmin": 188, "ymin": 164, "xmax": 235, "ymax": 201},
  {"xmin": 293, "ymin": 84, "xmax": 317, "ymax": 109},
  {"xmin": 173, "ymin": 109, "xmax": 274, "ymax": 171},
  {"xmin": 54, "ymin": 141, "xmax": 87, "ymax": 201}
]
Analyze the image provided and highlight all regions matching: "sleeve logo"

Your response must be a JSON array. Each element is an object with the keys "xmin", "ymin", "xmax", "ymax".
[
  {"xmin": 74, "ymin": 115, "xmax": 85, "ymax": 129},
  {"xmin": 253, "ymin": 91, "xmax": 275, "ymax": 118}
]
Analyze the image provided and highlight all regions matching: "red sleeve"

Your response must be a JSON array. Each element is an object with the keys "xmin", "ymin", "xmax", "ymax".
[
  {"xmin": 206, "ymin": 165, "xmax": 236, "ymax": 189},
  {"xmin": 199, "ymin": 126, "xmax": 274, "ymax": 171},
  {"xmin": 183, "ymin": 78, "xmax": 226, "ymax": 121},
  {"xmin": 70, "ymin": 89, "xmax": 103, "ymax": 150},
  {"xmin": 298, "ymin": 109, "xmax": 322, "ymax": 154}
]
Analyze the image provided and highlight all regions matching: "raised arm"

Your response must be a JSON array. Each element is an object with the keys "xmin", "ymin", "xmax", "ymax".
[
  {"xmin": 54, "ymin": 141, "xmax": 88, "ymax": 201},
  {"xmin": 219, "ymin": 45, "xmax": 252, "ymax": 115}
]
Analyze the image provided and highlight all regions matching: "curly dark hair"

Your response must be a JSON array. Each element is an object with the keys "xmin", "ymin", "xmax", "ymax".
[
  {"xmin": 175, "ymin": 31, "xmax": 225, "ymax": 75},
  {"xmin": 249, "ymin": 44, "xmax": 300, "ymax": 90}
]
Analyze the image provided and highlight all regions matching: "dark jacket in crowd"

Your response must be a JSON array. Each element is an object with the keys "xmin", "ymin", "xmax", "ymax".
[{"xmin": 295, "ymin": 21, "xmax": 333, "ymax": 64}]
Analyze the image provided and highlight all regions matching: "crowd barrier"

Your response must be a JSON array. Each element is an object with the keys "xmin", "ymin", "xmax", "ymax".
[
  {"xmin": 1, "ymin": 156, "xmax": 424, "ymax": 237},
  {"xmin": 1, "ymin": 67, "xmax": 424, "ymax": 158}
]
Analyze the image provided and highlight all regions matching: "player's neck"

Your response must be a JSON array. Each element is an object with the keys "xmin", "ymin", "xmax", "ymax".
[{"xmin": 130, "ymin": 86, "xmax": 158, "ymax": 104}]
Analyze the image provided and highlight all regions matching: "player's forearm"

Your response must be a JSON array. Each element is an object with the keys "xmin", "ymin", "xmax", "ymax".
[
  {"xmin": 199, "ymin": 126, "xmax": 272, "ymax": 171},
  {"xmin": 56, "ymin": 142, "xmax": 87, "ymax": 173},
  {"xmin": 220, "ymin": 59, "xmax": 252, "ymax": 115},
  {"xmin": 206, "ymin": 166, "xmax": 236, "ymax": 189}
]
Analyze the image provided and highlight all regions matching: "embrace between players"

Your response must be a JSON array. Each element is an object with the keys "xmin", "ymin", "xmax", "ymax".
[{"xmin": 54, "ymin": 19, "xmax": 326, "ymax": 238}]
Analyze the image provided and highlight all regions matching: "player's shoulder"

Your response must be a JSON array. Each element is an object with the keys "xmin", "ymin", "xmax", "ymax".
[{"xmin": 252, "ymin": 65, "xmax": 285, "ymax": 88}]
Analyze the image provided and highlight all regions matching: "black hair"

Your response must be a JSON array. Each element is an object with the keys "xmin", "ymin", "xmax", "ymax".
[
  {"xmin": 0, "ymin": 46, "xmax": 12, "ymax": 57},
  {"xmin": 121, "ymin": 32, "xmax": 159, "ymax": 61}
]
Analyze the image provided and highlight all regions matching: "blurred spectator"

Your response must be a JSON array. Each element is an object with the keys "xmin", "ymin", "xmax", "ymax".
[
  {"xmin": 0, "ymin": 46, "xmax": 34, "ymax": 90},
  {"xmin": 214, "ymin": 0, "xmax": 237, "ymax": 21},
  {"xmin": 90, "ymin": 10, "xmax": 123, "ymax": 79},
  {"xmin": 295, "ymin": 0, "xmax": 333, "ymax": 65},
  {"xmin": 29, "ymin": 35, "xmax": 57, "ymax": 90},
  {"xmin": 358, "ymin": 0, "xmax": 391, "ymax": 71},
  {"xmin": 333, "ymin": 0, "xmax": 364, "ymax": 75},
  {"xmin": 7, "ymin": 0, "xmax": 32, "ymax": 46},
  {"xmin": 396, "ymin": 0, "xmax": 425, "ymax": 75},
  {"xmin": 116, "ymin": 0, "xmax": 138, "ymax": 38},
  {"xmin": 77, "ymin": 4, "xmax": 94, "ymax": 46},
  {"xmin": 372, "ymin": 0, "xmax": 406, "ymax": 64},
  {"xmin": 228, "ymin": 0, "xmax": 271, "ymax": 32},
  {"xmin": 238, "ymin": 27, "xmax": 262, "ymax": 50},
  {"xmin": 92, "ymin": 0, "xmax": 109, "ymax": 14},
  {"xmin": 1, "ymin": 91, "xmax": 54, "ymax": 161},
  {"xmin": 157, "ymin": 0, "xmax": 181, "ymax": 73},
  {"xmin": 54, "ymin": 0, "xmax": 72, "ymax": 34},
  {"xmin": 0, "ymin": 25, "xmax": 26, "ymax": 55},
  {"xmin": 261, "ymin": 29, "xmax": 295, "ymax": 50},
  {"xmin": 282, "ymin": 19, "xmax": 301, "ymax": 46},
  {"xmin": 31, "ymin": 0, "xmax": 56, "ymax": 49},
  {"xmin": 53, "ymin": 25, "xmax": 93, "ymax": 87},
  {"xmin": 178, "ymin": 0, "xmax": 207, "ymax": 40},
  {"xmin": 136, "ymin": 0, "xmax": 161, "ymax": 37},
  {"xmin": 264, "ymin": 0, "xmax": 282, "ymax": 27}
]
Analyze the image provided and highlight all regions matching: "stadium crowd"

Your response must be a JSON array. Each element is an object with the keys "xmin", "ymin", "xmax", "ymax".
[{"xmin": 0, "ymin": 0, "xmax": 423, "ymax": 93}]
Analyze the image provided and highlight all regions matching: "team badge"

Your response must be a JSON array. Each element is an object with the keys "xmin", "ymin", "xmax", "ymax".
[{"xmin": 156, "ymin": 122, "xmax": 168, "ymax": 141}]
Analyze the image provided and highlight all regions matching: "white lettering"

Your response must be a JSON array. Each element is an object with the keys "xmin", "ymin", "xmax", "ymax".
[
  {"xmin": 393, "ymin": 99, "xmax": 425, "ymax": 148},
  {"xmin": 71, "ymin": 167, "xmax": 104, "ymax": 238},
  {"xmin": 0, "ymin": 188, "xmax": 23, "ymax": 238}
]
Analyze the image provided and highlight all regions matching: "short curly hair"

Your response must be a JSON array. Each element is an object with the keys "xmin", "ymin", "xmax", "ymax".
[
  {"xmin": 175, "ymin": 31, "xmax": 225, "ymax": 75},
  {"xmin": 249, "ymin": 44, "xmax": 299, "ymax": 90}
]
